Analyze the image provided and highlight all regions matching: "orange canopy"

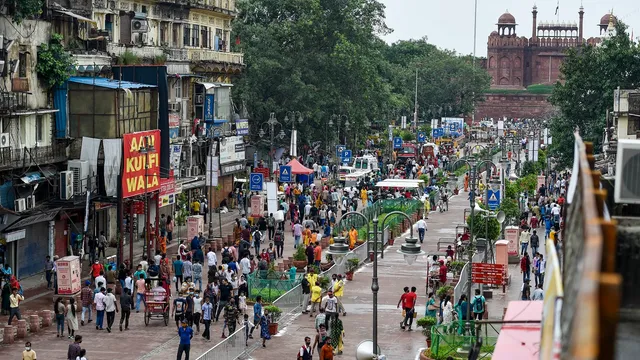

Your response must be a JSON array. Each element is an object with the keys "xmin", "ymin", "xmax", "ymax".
[{"xmin": 286, "ymin": 158, "xmax": 313, "ymax": 175}]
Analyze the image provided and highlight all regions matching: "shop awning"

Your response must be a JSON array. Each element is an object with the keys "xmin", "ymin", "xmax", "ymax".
[
  {"xmin": 3, "ymin": 208, "xmax": 61, "ymax": 233},
  {"xmin": 197, "ymin": 82, "xmax": 233, "ymax": 90},
  {"xmin": 181, "ymin": 179, "xmax": 205, "ymax": 191},
  {"xmin": 54, "ymin": 9, "xmax": 97, "ymax": 24}
]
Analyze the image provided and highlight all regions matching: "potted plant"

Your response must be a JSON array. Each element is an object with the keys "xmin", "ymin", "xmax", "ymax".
[
  {"xmin": 317, "ymin": 275, "xmax": 331, "ymax": 290},
  {"xmin": 436, "ymin": 285, "xmax": 454, "ymax": 300},
  {"xmin": 448, "ymin": 261, "xmax": 465, "ymax": 276},
  {"xmin": 320, "ymin": 254, "xmax": 334, "ymax": 272},
  {"xmin": 345, "ymin": 258, "xmax": 359, "ymax": 281},
  {"xmin": 264, "ymin": 305, "xmax": 282, "ymax": 335},
  {"xmin": 453, "ymin": 185, "xmax": 460, "ymax": 195},
  {"xmin": 292, "ymin": 245, "xmax": 308, "ymax": 271},
  {"xmin": 417, "ymin": 316, "xmax": 437, "ymax": 348}
]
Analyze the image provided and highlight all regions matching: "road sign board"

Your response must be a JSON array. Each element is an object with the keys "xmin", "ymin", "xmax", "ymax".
[
  {"xmin": 487, "ymin": 189, "xmax": 500, "ymax": 210},
  {"xmin": 471, "ymin": 263, "xmax": 505, "ymax": 285},
  {"xmin": 253, "ymin": 167, "xmax": 269, "ymax": 181},
  {"xmin": 417, "ymin": 131, "xmax": 426, "ymax": 143},
  {"xmin": 336, "ymin": 145, "xmax": 346, "ymax": 158},
  {"xmin": 341, "ymin": 150, "xmax": 352, "ymax": 164},
  {"xmin": 249, "ymin": 173, "xmax": 264, "ymax": 191},
  {"xmin": 279, "ymin": 165, "xmax": 292, "ymax": 182},
  {"xmin": 393, "ymin": 137, "xmax": 403, "ymax": 149}
]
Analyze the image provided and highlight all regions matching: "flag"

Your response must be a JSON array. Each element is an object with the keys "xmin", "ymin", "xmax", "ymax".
[{"xmin": 555, "ymin": 1, "xmax": 559, "ymax": 15}]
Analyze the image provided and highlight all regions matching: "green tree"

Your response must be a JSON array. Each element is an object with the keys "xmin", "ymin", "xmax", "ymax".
[
  {"xmin": 549, "ymin": 21, "xmax": 640, "ymax": 167},
  {"xmin": 36, "ymin": 34, "xmax": 75, "ymax": 89},
  {"xmin": 5, "ymin": 0, "xmax": 43, "ymax": 24},
  {"xmin": 498, "ymin": 198, "xmax": 520, "ymax": 225},
  {"xmin": 467, "ymin": 213, "xmax": 501, "ymax": 241}
]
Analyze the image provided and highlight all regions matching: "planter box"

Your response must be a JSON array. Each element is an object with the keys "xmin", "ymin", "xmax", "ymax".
[
  {"xmin": 293, "ymin": 260, "xmax": 307, "ymax": 271},
  {"xmin": 268, "ymin": 322, "xmax": 279, "ymax": 335}
]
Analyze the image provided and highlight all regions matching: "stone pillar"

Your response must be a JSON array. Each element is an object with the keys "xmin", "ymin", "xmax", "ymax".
[
  {"xmin": 3, "ymin": 326, "xmax": 15, "ymax": 344},
  {"xmin": 532, "ymin": 6, "xmax": 538, "ymax": 41},
  {"xmin": 40, "ymin": 310, "xmax": 52, "ymax": 327},
  {"xmin": 16, "ymin": 319, "xmax": 27, "ymax": 338},
  {"xmin": 29, "ymin": 315, "xmax": 40, "ymax": 333},
  {"xmin": 579, "ymin": 6, "xmax": 585, "ymax": 43}
]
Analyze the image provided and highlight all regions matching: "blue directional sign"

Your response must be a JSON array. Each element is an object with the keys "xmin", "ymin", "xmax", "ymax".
[
  {"xmin": 487, "ymin": 189, "xmax": 501, "ymax": 211},
  {"xmin": 417, "ymin": 131, "xmax": 426, "ymax": 143},
  {"xmin": 341, "ymin": 150, "xmax": 353, "ymax": 164},
  {"xmin": 449, "ymin": 123, "xmax": 457, "ymax": 132},
  {"xmin": 250, "ymin": 173, "xmax": 264, "ymax": 191},
  {"xmin": 432, "ymin": 128, "xmax": 444, "ymax": 138},
  {"xmin": 336, "ymin": 144, "xmax": 346, "ymax": 158},
  {"xmin": 393, "ymin": 137, "xmax": 403, "ymax": 149},
  {"xmin": 279, "ymin": 165, "xmax": 292, "ymax": 182}
]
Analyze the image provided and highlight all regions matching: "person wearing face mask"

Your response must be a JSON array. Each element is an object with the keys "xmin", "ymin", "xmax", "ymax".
[
  {"xmin": 176, "ymin": 319, "xmax": 193, "ymax": 360},
  {"xmin": 22, "ymin": 341, "xmax": 36, "ymax": 360}
]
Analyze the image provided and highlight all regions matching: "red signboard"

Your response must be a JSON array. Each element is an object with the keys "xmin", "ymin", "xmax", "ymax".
[
  {"xmin": 122, "ymin": 130, "xmax": 161, "ymax": 198},
  {"xmin": 471, "ymin": 263, "xmax": 506, "ymax": 285},
  {"xmin": 253, "ymin": 167, "xmax": 270, "ymax": 181}
]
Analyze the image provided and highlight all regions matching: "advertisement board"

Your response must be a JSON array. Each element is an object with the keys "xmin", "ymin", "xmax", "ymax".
[
  {"xmin": 56, "ymin": 256, "xmax": 81, "ymax": 295},
  {"xmin": 235, "ymin": 119, "xmax": 249, "ymax": 135},
  {"xmin": 220, "ymin": 136, "xmax": 246, "ymax": 165},
  {"xmin": 187, "ymin": 215, "xmax": 204, "ymax": 240},
  {"xmin": 122, "ymin": 130, "xmax": 161, "ymax": 198},
  {"xmin": 158, "ymin": 178, "xmax": 176, "ymax": 208},
  {"xmin": 169, "ymin": 114, "xmax": 180, "ymax": 142},
  {"xmin": 171, "ymin": 145, "xmax": 182, "ymax": 171},
  {"xmin": 251, "ymin": 195, "xmax": 264, "ymax": 217},
  {"xmin": 537, "ymin": 175, "xmax": 546, "ymax": 191},
  {"xmin": 204, "ymin": 94, "xmax": 214, "ymax": 122}
]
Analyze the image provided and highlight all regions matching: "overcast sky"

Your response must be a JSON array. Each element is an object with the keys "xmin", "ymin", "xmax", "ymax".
[{"xmin": 380, "ymin": 0, "xmax": 640, "ymax": 57}]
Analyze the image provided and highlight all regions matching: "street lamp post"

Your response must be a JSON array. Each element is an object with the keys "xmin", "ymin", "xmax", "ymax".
[
  {"xmin": 284, "ymin": 111, "xmax": 304, "ymax": 157},
  {"xmin": 259, "ymin": 113, "xmax": 285, "ymax": 167},
  {"xmin": 329, "ymin": 114, "xmax": 349, "ymax": 152},
  {"xmin": 328, "ymin": 210, "xmax": 424, "ymax": 358}
]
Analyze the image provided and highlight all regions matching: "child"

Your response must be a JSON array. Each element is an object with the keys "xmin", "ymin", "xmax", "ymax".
[
  {"xmin": 75, "ymin": 349, "xmax": 88, "ymax": 360},
  {"xmin": 238, "ymin": 292, "xmax": 247, "ymax": 314},
  {"xmin": 243, "ymin": 313, "xmax": 254, "ymax": 347}
]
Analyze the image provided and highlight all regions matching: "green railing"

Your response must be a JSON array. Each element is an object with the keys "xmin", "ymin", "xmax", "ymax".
[
  {"xmin": 335, "ymin": 199, "xmax": 422, "ymax": 239},
  {"xmin": 246, "ymin": 270, "xmax": 304, "ymax": 303},
  {"xmin": 430, "ymin": 320, "xmax": 498, "ymax": 359}
]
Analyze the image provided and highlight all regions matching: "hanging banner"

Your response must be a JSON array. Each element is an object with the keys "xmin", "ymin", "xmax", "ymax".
[
  {"xmin": 171, "ymin": 145, "xmax": 182, "ymax": 171},
  {"xmin": 158, "ymin": 178, "xmax": 176, "ymax": 208},
  {"xmin": 206, "ymin": 156, "xmax": 219, "ymax": 186},
  {"xmin": 169, "ymin": 114, "xmax": 180, "ymax": 142},
  {"xmin": 204, "ymin": 94, "xmax": 214, "ymax": 122},
  {"xmin": 122, "ymin": 130, "xmax": 161, "ymax": 198}
]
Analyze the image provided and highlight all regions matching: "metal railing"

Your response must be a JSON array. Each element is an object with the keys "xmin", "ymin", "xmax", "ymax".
[
  {"xmin": 246, "ymin": 270, "xmax": 302, "ymax": 302},
  {"xmin": 430, "ymin": 321, "xmax": 499, "ymax": 358},
  {"xmin": 195, "ymin": 325, "xmax": 246, "ymax": 360}
]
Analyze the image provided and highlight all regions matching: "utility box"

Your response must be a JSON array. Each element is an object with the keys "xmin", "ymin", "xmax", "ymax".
[
  {"xmin": 56, "ymin": 256, "xmax": 81, "ymax": 295},
  {"xmin": 187, "ymin": 215, "xmax": 204, "ymax": 240}
]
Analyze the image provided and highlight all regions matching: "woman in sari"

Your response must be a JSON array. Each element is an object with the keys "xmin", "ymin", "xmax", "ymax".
[
  {"xmin": 330, "ymin": 315, "xmax": 344, "ymax": 355},
  {"xmin": 260, "ymin": 309, "xmax": 271, "ymax": 347}
]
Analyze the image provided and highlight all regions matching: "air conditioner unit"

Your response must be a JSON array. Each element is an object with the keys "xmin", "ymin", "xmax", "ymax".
[
  {"xmin": 0, "ymin": 133, "xmax": 8, "ymax": 148},
  {"xmin": 14, "ymin": 198, "xmax": 26, "ymax": 212},
  {"xmin": 191, "ymin": 166, "xmax": 200, "ymax": 176},
  {"xmin": 131, "ymin": 19, "xmax": 149, "ymax": 33},
  {"xmin": 615, "ymin": 139, "xmax": 640, "ymax": 203},
  {"xmin": 68, "ymin": 159, "xmax": 90, "ymax": 195},
  {"xmin": 195, "ymin": 94, "xmax": 204, "ymax": 104},
  {"xmin": 60, "ymin": 170, "xmax": 74, "ymax": 200},
  {"xmin": 169, "ymin": 102, "xmax": 181, "ymax": 112},
  {"xmin": 26, "ymin": 195, "xmax": 35, "ymax": 209}
]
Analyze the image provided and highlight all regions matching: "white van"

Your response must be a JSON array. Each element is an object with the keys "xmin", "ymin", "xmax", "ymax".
[
  {"xmin": 338, "ymin": 166, "xmax": 355, "ymax": 182},
  {"xmin": 353, "ymin": 155, "xmax": 379, "ymax": 172}
]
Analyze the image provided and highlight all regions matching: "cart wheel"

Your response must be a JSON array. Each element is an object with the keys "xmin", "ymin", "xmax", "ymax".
[
  {"xmin": 144, "ymin": 312, "xmax": 149, "ymax": 326},
  {"xmin": 164, "ymin": 312, "xmax": 169, "ymax": 326}
]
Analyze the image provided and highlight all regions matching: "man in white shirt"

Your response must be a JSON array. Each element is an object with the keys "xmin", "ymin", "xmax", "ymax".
[
  {"xmin": 321, "ymin": 291, "xmax": 339, "ymax": 329},
  {"xmin": 103, "ymin": 288, "xmax": 119, "ymax": 332},
  {"xmin": 416, "ymin": 218, "xmax": 427, "ymax": 244},
  {"xmin": 95, "ymin": 273, "xmax": 106, "ymax": 291},
  {"xmin": 206, "ymin": 248, "xmax": 217, "ymax": 271},
  {"xmin": 531, "ymin": 284, "xmax": 544, "ymax": 300},
  {"xmin": 94, "ymin": 287, "xmax": 107, "ymax": 330},
  {"xmin": 240, "ymin": 254, "xmax": 251, "ymax": 277},
  {"xmin": 124, "ymin": 272, "xmax": 134, "ymax": 294}
]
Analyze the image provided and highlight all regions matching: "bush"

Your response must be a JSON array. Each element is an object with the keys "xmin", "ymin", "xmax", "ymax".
[
  {"xmin": 264, "ymin": 305, "xmax": 282, "ymax": 322},
  {"xmin": 248, "ymin": 288, "xmax": 287, "ymax": 303},
  {"xmin": 317, "ymin": 275, "xmax": 331, "ymax": 290},
  {"xmin": 436, "ymin": 285, "xmax": 453, "ymax": 299},
  {"xmin": 345, "ymin": 258, "xmax": 359, "ymax": 273},
  {"xmin": 417, "ymin": 316, "xmax": 437, "ymax": 329},
  {"xmin": 448, "ymin": 261, "xmax": 465, "ymax": 274},
  {"xmin": 293, "ymin": 245, "xmax": 307, "ymax": 261}
]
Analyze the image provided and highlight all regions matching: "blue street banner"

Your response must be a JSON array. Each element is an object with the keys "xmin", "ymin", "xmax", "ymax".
[
  {"xmin": 336, "ymin": 144, "xmax": 346, "ymax": 158},
  {"xmin": 341, "ymin": 150, "xmax": 352, "ymax": 164},
  {"xmin": 235, "ymin": 119, "xmax": 249, "ymax": 135},
  {"xmin": 250, "ymin": 173, "xmax": 264, "ymax": 191},
  {"xmin": 417, "ymin": 131, "xmax": 426, "ymax": 143},
  {"xmin": 393, "ymin": 137, "xmax": 403, "ymax": 149},
  {"xmin": 279, "ymin": 165, "xmax": 292, "ymax": 182},
  {"xmin": 204, "ymin": 94, "xmax": 214, "ymax": 122},
  {"xmin": 487, "ymin": 189, "xmax": 501, "ymax": 210}
]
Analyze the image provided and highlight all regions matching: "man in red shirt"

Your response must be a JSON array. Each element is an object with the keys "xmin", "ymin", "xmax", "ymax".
[
  {"xmin": 397, "ymin": 286, "xmax": 417, "ymax": 330},
  {"xmin": 91, "ymin": 259, "xmax": 104, "ymax": 281},
  {"xmin": 439, "ymin": 260, "xmax": 448, "ymax": 284}
]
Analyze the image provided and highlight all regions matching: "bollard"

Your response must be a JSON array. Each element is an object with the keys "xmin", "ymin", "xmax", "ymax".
[
  {"xmin": 29, "ymin": 315, "xmax": 40, "ymax": 333},
  {"xmin": 40, "ymin": 310, "xmax": 53, "ymax": 327},
  {"xmin": 3, "ymin": 326, "xmax": 15, "ymax": 344},
  {"xmin": 16, "ymin": 319, "xmax": 27, "ymax": 338}
]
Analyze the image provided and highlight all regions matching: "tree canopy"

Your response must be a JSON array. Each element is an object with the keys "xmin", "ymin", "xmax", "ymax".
[
  {"xmin": 549, "ymin": 21, "xmax": 640, "ymax": 167},
  {"xmin": 231, "ymin": 0, "xmax": 490, "ymax": 151}
]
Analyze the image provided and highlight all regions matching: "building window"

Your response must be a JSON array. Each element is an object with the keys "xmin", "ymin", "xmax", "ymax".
[
  {"xmin": 183, "ymin": 25, "xmax": 191, "ymax": 47},
  {"xmin": 192, "ymin": 25, "xmax": 200, "ymax": 47},
  {"xmin": 173, "ymin": 24, "xmax": 180, "ymax": 46},
  {"xmin": 18, "ymin": 52, "xmax": 27, "ymax": 78},
  {"xmin": 174, "ymin": 80, "xmax": 182, "ymax": 100},
  {"xmin": 628, "ymin": 115, "xmax": 640, "ymax": 136},
  {"xmin": 141, "ymin": 5, "xmax": 147, "ymax": 13},
  {"xmin": 201, "ymin": 26, "xmax": 208, "ymax": 48},
  {"xmin": 36, "ymin": 115, "xmax": 44, "ymax": 143}
]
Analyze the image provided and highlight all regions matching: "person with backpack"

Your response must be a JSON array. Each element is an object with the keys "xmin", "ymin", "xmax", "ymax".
[
  {"xmin": 274, "ymin": 230, "xmax": 284, "ymax": 259},
  {"xmin": 266, "ymin": 214, "xmax": 276, "ymax": 241},
  {"xmin": 221, "ymin": 244, "xmax": 231, "ymax": 264},
  {"xmin": 521, "ymin": 279, "xmax": 531, "ymax": 300},
  {"xmin": 471, "ymin": 289, "xmax": 485, "ymax": 320},
  {"xmin": 520, "ymin": 252, "xmax": 531, "ymax": 283},
  {"xmin": 252, "ymin": 228, "xmax": 262, "ymax": 256}
]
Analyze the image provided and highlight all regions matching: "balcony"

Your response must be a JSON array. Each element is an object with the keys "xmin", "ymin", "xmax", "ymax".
[
  {"xmin": 11, "ymin": 78, "xmax": 30, "ymax": 92},
  {"xmin": 0, "ymin": 92, "xmax": 28, "ymax": 115},
  {"xmin": 0, "ymin": 144, "xmax": 67, "ymax": 170},
  {"xmin": 155, "ymin": 0, "xmax": 237, "ymax": 15},
  {"xmin": 107, "ymin": 43, "xmax": 244, "ymax": 66}
]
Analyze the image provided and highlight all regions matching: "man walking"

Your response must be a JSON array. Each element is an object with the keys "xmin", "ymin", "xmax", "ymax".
[
  {"xmin": 520, "ymin": 253, "xmax": 531, "ymax": 283},
  {"xmin": 44, "ymin": 255, "xmax": 55, "ymax": 290},
  {"xmin": 8, "ymin": 287, "xmax": 24, "ymax": 325},
  {"xmin": 471, "ymin": 289, "xmax": 486, "ymax": 320},
  {"xmin": 530, "ymin": 230, "xmax": 540, "ymax": 257},
  {"xmin": 80, "ymin": 280, "xmax": 93, "ymax": 326},
  {"xmin": 301, "ymin": 274, "xmax": 311, "ymax": 314},
  {"xmin": 173, "ymin": 256, "xmax": 184, "ymax": 292},
  {"xmin": 416, "ymin": 218, "xmax": 427, "ymax": 244},
  {"xmin": 397, "ymin": 286, "xmax": 417, "ymax": 330},
  {"xmin": 177, "ymin": 319, "xmax": 193, "ymax": 360},
  {"xmin": 322, "ymin": 291, "xmax": 339, "ymax": 330},
  {"xmin": 201, "ymin": 296, "xmax": 213, "ymax": 341},
  {"xmin": 249, "ymin": 295, "xmax": 263, "ymax": 338},
  {"xmin": 94, "ymin": 287, "xmax": 106, "ymax": 330},
  {"xmin": 119, "ymin": 288, "xmax": 132, "ymax": 331},
  {"xmin": 103, "ymin": 287, "xmax": 118, "ymax": 332}
]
